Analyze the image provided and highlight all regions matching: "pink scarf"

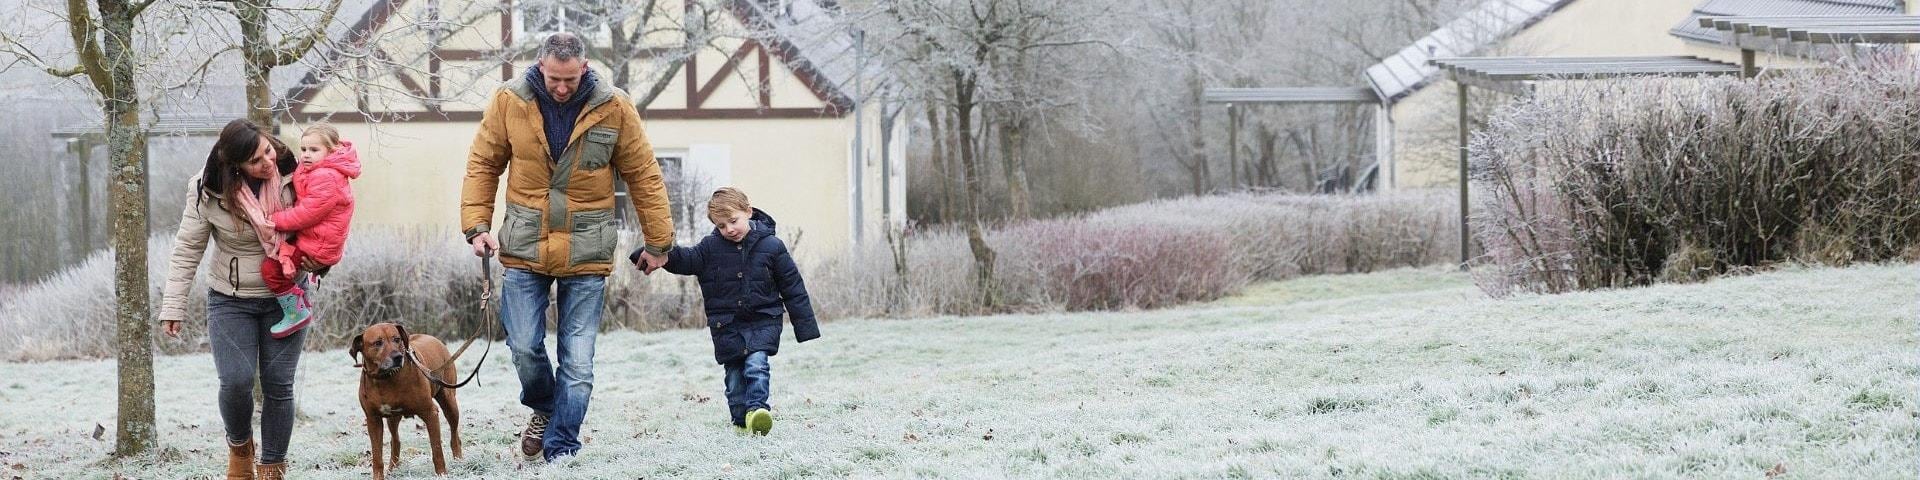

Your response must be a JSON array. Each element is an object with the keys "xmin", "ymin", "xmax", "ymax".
[{"xmin": 232, "ymin": 170, "xmax": 286, "ymax": 254}]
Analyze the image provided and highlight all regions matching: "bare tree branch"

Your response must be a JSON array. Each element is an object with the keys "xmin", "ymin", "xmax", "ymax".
[
  {"xmin": 273, "ymin": 0, "xmax": 344, "ymax": 66},
  {"xmin": 64, "ymin": 0, "xmax": 107, "ymax": 93}
]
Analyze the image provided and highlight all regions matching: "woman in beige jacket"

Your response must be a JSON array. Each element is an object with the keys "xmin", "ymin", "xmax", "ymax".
[{"xmin": 157, "ymin": 119, "xmax": 309, "ymax": 480}]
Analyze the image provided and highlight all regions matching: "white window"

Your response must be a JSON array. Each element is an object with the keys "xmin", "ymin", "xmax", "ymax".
[
  {"xmin": 614, "ymin": 147, "xmax": 729, "ymax": 242},
  {"xmin": 514, "ymin": 2, "xmax": 612, "ymax": 46}
]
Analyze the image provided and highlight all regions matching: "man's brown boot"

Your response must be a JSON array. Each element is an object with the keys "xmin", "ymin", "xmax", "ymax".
[
  {"xmin": 256, "ymin": 461, "xmax": 286, "ymax": 480},
  {"xmin": 225, "ymin": 438, "xmax": 256, "ymax": 480},
  {"xmin": 519, "ymin": 413, "xmax": 550, "ymax": 462}
]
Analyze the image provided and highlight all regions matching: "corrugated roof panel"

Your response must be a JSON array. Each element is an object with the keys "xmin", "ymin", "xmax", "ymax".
[
  {"xmin": 1365, "ymin": 0, "xmax": 1578, "ymax": 103},
  {"xmin": 1421, "ymin": 26, "xmax": 1467, "ymax": 58},
  {"xmin": 1670, "ymin": 0, "xmax": 1904, "ymax": 44},
  {"xmin": 1385, "ymin": 55, "xmax": 1425, "ymax": 88},
  {"xmin": 1365, "ymin": 63, "xmax": 1407, "ymax": 97}
]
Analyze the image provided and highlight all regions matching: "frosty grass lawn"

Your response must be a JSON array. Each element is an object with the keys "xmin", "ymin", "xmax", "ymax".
[{"xmin": 0, "ymin": 264, "xmax": 1914, "ymax": 479}]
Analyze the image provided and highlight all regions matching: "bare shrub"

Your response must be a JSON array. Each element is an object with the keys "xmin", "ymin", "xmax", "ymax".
[
  {"xmin": 809, "ymin": 191, "xmax": 1457, "ymax": 319},
  {"xmin": 1471, "ymin": 61, "xmax": 1920, "ymax": 296},
  {"xmin": 0, "ymin": 283, "xmax": 19, "ymax": 307}
]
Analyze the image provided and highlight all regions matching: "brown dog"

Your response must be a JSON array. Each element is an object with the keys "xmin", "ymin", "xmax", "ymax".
[{"xmin": 350, "ymin": 322, "xmax": 462, "ymax": 479}]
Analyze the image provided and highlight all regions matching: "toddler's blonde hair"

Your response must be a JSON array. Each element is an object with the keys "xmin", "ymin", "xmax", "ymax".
[{"xmin": 301, "ymin": 123, "xmax": 341, "ymax": 150}]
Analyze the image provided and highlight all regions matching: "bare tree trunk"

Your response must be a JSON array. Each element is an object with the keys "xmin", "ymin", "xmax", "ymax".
[
  {"xmin": 1257, "ymin": 126, "xmax": 1278, "ymax": 188},
  {"xmin": 1289, "ymin": 128, "xmax": 1318, "ymax": 190},
  {"xmin": 885, "ymin": 223, "xmax": 909, "ymax": 314},
  {"xmin": 1227, "ymin": 105, "xmax": 1240, "ymax": 191},
  {"xmin": 926, "ymin": 101, "xmax": 952, "ymax": 223},
  {"xmin": 96, "ymin": 0, "xmax": 155, "ymax": 457},
  {"xmin": 82, "ymin": 142, "xmax": 94, "ymax": 255},
  {"xmin": 997, "ymin": 111, "xmax": 1031, "ymax": 219},
  {"xmin": 68, "ymin": 141, "xmax": 95, "ymax": 264},
  {"xmin": 1008, "ymin": 126, "xmax": 1031, "ymax": 219},
  {"xmin": 237, "ymin": 0, "xmax": 342, "ymax": 132},
  {"xmin": 607, "ymin": 0, "xmax": 661, "ymax": 91},
  {"xmin": 1185, "ymin": 66, "xmax": 1210, "ymax": 196},
  {"xmin": 238, "ymin": 0, "xmax": 275, "ymax": 130},
  {"xmin": 952, "ymin": 70, "xmax": 997, "ymax": 310}
]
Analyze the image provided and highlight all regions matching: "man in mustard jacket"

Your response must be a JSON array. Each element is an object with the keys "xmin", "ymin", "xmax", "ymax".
[{"xmin": 460, "ymin": 32, "xmax": 674, "ymax": 462}]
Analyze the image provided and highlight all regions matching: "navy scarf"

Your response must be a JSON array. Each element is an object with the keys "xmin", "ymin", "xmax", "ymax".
[{"xmin": 525, "ymin": 64, "xmax": 598, "ymax": 162}]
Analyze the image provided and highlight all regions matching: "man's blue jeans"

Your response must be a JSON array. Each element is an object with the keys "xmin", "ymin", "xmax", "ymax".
[
  {"xmin": 723, "ymin": 351, "xmax": 772, "ymax": 426},
  {"xmin": 500, "ymin": 268, "xmax": 604, "ymax": 460}
]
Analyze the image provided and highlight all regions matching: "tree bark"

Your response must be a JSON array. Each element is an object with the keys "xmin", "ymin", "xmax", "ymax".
[
  {"xmin": 238, "ymin": 0, "xmax": 343, "ymax": 131},
  {"xmin": 96, "ymin": 0, "xmax": 155, "ymax": 458},
  {"xmin": 239, "ymin": 0, "xmax": 275, "ymax": 130},
  {"xmin": 1185, "ymin": 64, "xmax": 1210, "ymax": 196},
  {"xmin": 997, "ymin": 111, "xmax": 1031, "ymax": 220},
  {"xmin": 926, "ymin": 101, "xmax": 952, "ymax": 223},
  {"xmin": 952, "ymin": 70, "xmax": 997, "ymax": 310},
  {"xmin": 1227, "ymin": 105, "xmax": 1240, "ymax": 191}
]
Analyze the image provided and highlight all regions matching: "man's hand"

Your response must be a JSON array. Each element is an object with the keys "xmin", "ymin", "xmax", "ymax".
[
  {"xmin": 470, "ymin": 232, "xmax": 500, "ymax": 257},
  {"xmin": 161, "ymin": 320, "xmax": 182, "ymax": 339},
  {"xmin": 637, "ymin": 250, "xmax": 668, "ymax": 275}
]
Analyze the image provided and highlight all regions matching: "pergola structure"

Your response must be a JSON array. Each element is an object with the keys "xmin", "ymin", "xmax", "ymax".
[
  {"xmin": 1698, "ymin": 15, "xmax": 1920, "ymax": 76},
  {"xmin": 1202, "ymin": 87, "xmax": 1392, "ymax": 192},
  {"xmin": 49, "ymin": 116, "xmax": 234, "ymax": 242},
  {"xmin": 1427, "ymin": 56, "xmax": 1744, "ymax": 265}
]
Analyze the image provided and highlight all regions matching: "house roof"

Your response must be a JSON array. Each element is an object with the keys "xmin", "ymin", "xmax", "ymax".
[
  {"xmin": 1671, "ymin": 0, "xmax": 1905, "ymax": 44},
  {"xmin": 739, "ymin": 0, "xmax": 887, "ymax": 107},
  {"xmin": 1364, "ymin": 0, "xmax": 1576, "ymax": 104},
  {"xmin": 282, "ymin": 0, "xmax": 865, "ymax": 119},
  {"xmin": 270, "ymin": 0, "xmax": 387, "ymax": 102}
]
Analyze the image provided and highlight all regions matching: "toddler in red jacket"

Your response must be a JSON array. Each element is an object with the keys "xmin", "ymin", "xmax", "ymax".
[{"xmin": 264, "ymin": 124, "xmax": 360, "ymax": 338}]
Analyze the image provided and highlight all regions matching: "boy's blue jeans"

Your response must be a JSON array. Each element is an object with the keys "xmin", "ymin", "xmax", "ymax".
[
  {"xmin": 724, "ymin": 351, "xmax": 772, "ymax": 426},
  {"xmin": 500, "ymin": 268, "xmax": 604, "ymax": 460}
]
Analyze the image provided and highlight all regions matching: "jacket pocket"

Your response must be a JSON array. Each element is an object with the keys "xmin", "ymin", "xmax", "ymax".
[
  {"xmin": 567, "ymin": 208, "xmax": 616, "ymax": 266},
  {"xmin": 578, "ymin": 126, "xmax": 618, "ymax": 171},
  {"xmin": 501, "ymin": 203, "xmax": 543, "ymax": 261}
]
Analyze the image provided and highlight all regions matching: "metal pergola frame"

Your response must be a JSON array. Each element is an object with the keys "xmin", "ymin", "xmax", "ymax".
[
  {"xmin": 1427, "ymin": 56, "xmax": 1743, "ymax": 266},
  {"xmin": 1201, "ymin": 87, "xmax": 1393, "ymax": 192},
  {"xmin": 49, "ymin": 116, "xmax": 235, "ymax": 243},
  {"xmin": 1698, "ymin": 15, "xmax": 1920, "ymax": 76}
]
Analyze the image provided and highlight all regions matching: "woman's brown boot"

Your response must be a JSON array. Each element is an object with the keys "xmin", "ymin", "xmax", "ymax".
[
  {"xmin": 225, "ymin": 438, "xmax": 256, "ymax": 480},
  {"xmin": 255, "ymin": 462, "xmax": 286, "ymax": 480}
]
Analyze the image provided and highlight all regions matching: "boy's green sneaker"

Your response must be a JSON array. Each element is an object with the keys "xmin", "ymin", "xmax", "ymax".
[
  {"xmin": 269, "ymin": 292, "xmax": 313, "ymax": 339},
  {"xmin": 745, "ymin": 409, "xmax": 773, "ymax": 435}
]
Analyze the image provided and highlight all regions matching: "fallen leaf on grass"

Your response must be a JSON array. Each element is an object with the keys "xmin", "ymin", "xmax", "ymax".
[{"xmin": 1765, "ymin": 462, "xmax": 1787, "ymax": 478}]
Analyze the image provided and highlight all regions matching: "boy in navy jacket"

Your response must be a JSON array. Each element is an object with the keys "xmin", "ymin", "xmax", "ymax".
[{"xmin": 631, "ymin": 187, "xmax": 819, "ymax": 434}]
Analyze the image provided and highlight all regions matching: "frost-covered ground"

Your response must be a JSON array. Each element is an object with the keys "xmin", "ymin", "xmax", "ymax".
[{"xmin": 1, "ymin": 264, "xmax": 1914, "ymax": 478}]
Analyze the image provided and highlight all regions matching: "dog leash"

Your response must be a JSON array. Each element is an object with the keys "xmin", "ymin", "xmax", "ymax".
[{"xmin": 414, "ymin": 248, "xmax": 497, "ymax": 390}]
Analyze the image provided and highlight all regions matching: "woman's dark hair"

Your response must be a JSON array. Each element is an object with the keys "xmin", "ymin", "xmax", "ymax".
[{"xmin": 197, "ymin": 119, "xmax": 293, "ymax": 210}]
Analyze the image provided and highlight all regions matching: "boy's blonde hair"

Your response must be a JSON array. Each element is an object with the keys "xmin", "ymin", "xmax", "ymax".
[
  {"xmin": 708, "ymin": 187, "xmax": 750, "ymax": 220},
  {"xmin": 301, "ymin": 123, "xmax": 341, "ymax": 150}
]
